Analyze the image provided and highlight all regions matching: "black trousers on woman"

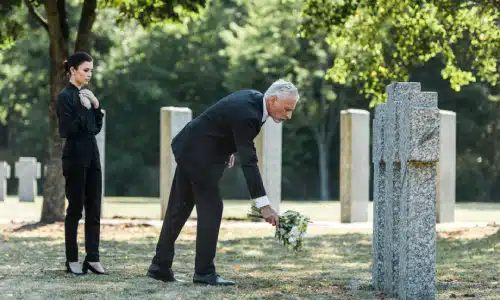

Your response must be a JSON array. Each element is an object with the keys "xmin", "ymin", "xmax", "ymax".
[{"xmin": 63, "ymin": 155, "xmax": 102, "ymax": 262}]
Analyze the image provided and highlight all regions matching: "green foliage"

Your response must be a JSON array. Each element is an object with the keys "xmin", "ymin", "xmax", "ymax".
[
  {"xmin": 0, "ymin": 0, "xmax": 25, "ymax": 50},
  {"xmin": 1, "ymin": 0, "xmax": 209, "ymax": 53},
  {"xmin": 101, "ymin": 0, "xmax": 208, "ymax": 27},
  {"xmin": 300, "ymin": 0, "xmax": 500, "ymax": 105}
]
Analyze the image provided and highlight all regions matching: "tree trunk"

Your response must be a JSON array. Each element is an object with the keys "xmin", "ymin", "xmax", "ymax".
[
  {"xmin": 317, "ymin": 138, "xmax": 330, "ymax": 200},
  {"xmin": 74, "ymin": 0, "xmax": 96, "ymax": 52},
  {"xmin": 39, "ymin": 0, "xmax": 97, "ymax": 223},
  {"xmin": 40, "ymin": 0, "xmax": 69, "ymax": 223}
]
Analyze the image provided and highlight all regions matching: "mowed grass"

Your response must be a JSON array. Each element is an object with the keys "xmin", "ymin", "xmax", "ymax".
[
  {"xmin": 1, "ymin": 196, "xmax": 499, "ymax": 223},
  {"xmin": 1, "ymin": 222, "xmax": 500, "ymax": 299}
]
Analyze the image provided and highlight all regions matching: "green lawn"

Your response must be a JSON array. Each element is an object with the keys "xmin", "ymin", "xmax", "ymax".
[
  {"xmin": 1, "ymin": 196, "xmax": 499, "ymax": 223},
  {"xmin": 0, "ymin": 222, "xmax": 499, "ymax": 299}
]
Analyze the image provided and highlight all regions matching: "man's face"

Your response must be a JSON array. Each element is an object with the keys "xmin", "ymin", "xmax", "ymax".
[{"xmin": 267, "ymin": 94, "xmax": 297, "ymax": 123}]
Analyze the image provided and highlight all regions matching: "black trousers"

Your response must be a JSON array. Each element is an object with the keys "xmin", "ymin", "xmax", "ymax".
[
  {"xmin": 63, "ymin": 156, "xmax": 102, "ymax": 262},
  {"xmin": 152, "ymin": 164, "xmax": 225, "ymax": 275}
]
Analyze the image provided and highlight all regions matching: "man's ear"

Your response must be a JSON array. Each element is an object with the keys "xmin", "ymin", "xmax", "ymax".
[{"xmin": 269, "ymin": 96, "xmax": 278, "ymax": 105}]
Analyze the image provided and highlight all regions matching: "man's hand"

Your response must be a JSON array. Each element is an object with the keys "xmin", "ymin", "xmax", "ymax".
[
  {"xmin": 227, "ymin": 153, "xmax": 235, "ymax": 168},
  {"xmin": 260, "ymin": 205, "xmax": 279, "ymax": 227}
]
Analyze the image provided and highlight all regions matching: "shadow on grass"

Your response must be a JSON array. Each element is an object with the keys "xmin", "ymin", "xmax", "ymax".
[
  {"xmin": 105, "ymin": 198, "xmax": 160, "ymax": 204},
  {"xmin": 436, "ymin": 229, "xmax": 500, "ymax": 284},
  {"xmin": 10, "ymin": 221, "xmax": 51, "ymax": 232},
  {"xmin": 0, "ymin": 232, "xmax": 374, "ymax": 299},
  {"xmin": 1, "ymin": 228, "xmax": 499, "ymax": 299}
]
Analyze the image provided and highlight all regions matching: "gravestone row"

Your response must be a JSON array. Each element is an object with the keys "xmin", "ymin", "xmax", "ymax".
[
  {"xmin": 0, "ymin": 158, "xmax": 41, "ymax": 202},
  {"xmin": 339, "ymin": 105, "xmax": 455, "ymax": 224},
  {"xmin": 3, "ymin": 101, "xmax": 453, "ymax": 236}
]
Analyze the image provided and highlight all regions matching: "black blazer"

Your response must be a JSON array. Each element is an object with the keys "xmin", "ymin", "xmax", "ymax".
[
  {"xmin": 56, "ymin": 83, "xmax": 104, "ymax": 167},
  {"xmin": 172, "ymin": 89, "xmax": 266, "ymax": 199}
]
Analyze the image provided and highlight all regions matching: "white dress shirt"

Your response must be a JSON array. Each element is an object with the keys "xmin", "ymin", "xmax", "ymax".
[{"xmin": 253, "ymin": 98, "xmax": 270, "ymax": 208}]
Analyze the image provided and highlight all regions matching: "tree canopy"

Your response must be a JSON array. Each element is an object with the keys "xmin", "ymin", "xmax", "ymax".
[{"xmin": 299, "ymin": 0, "xmax": 500, "ymax": 104}]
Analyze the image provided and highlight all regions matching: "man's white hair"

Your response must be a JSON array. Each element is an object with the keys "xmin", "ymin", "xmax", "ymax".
[{"xmin": 263, "ymin": 79, "xmax": 300, "ymax": 102}]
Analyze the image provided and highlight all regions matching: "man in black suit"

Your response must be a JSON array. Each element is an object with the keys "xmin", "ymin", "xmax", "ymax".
[{"xmin": 147, "ymin": 79, "xmax": 299, "ymax": 286}]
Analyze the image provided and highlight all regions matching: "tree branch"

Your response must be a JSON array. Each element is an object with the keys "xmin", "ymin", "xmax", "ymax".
[
  {"xmin": 310, "ymin": 124, "xmax": 322, "ymax": 149},
  {"xmin": 24, "ymin": 0, "xmax": 48, "ymax": 32},
  {"xmin": 326, "ymin": 103, "xmax": 338, "ymax": 147},
  {"xmin": 58, "ymin": 0, "xmax": 70, "ymax": 42},
  {"xmin": 74, "ymin": 0, "xmax": 97, "ymax": 53}
]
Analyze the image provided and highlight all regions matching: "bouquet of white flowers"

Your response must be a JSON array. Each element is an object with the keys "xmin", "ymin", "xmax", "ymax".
[{"xmin": 247, "ymin": 204, "xmax": 311, "ymax": 252}]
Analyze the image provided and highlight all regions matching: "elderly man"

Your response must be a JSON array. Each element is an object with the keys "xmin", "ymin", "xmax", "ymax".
[{"xmin": 147, "ymin": 79, "xmax": 299, "ymax": 286}]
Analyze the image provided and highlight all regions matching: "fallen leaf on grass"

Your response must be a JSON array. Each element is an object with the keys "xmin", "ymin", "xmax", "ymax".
[
  {"xmin": 376, "ymin": 292, "xmax": 386, "ymax": 299},
  {"xmin": 234, "ymin": 265, "xmax": 241, "ymax": 272}
]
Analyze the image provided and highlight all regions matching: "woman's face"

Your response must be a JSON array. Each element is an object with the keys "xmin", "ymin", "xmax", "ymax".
[{"xmin": 71, "ymin": 61, "xmax": 93, "ymax": 87}]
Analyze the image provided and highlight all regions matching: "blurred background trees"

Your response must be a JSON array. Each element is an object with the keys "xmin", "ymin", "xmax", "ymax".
[{"xmin": 0, "ymin": 0, "xmax": 498, "ymax": 203}]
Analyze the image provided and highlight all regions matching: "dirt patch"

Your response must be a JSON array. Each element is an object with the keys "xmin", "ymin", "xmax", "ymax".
[{"xmin": 438, "ymin": 226, "xmax": 499, "ymax": 240}]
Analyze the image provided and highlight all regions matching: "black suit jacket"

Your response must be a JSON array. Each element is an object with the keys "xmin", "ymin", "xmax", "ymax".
[{"xmin": 172, "ymin": 89, "xmax": 266, "ymax": 199}]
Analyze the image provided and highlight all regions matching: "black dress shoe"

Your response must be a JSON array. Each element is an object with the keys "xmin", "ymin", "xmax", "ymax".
[
  {"xmin": 82, "ymin": 260, "xmax": 107, "ymax": 275},
  {"xmin": 193, "ymin": 272, "xmax": 235, "ymax": 286},
  {"xmin": 65, "ymin": 261, "xmax": 85, "ymax": 275},
  {"xmin": 146, "ymin": 264, "xmax": 180, "ymax": 282}
]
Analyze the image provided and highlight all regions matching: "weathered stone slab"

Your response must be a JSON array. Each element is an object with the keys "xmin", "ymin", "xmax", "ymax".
[
  {"xmin": 15, "ymin": 157, "xmax": 41, "ymax": 202},
  {"xmin": 340, "ymin": 109, "xmax": 370, "ymax": 223},
  {"xmin": 397, "ymin": 91, "xmax": 439, "ymax": 300},
  {"xmin": 96, "ymin": 109, "xmax": 106, "ymax": 203},
  {"xmin": 372, "ymin": 83, "xmax": 438, "ymax": 300},
  {"xmin": 160, "ymin": 107, "xmax": 192, "ymax": 220},
  {"xmin": 437, "ymin": 110, "xmax": 456, "ymax": 223},
  {"xmin": 0, "ymin": 162, "xmax": 11, "ymax": 201},
  {"xmin": 254, "ymin": 120, "xmax": 282, "ymax": 214},
  {"xmin": 372, "ymin": 103, "xmax": 387, "ymax": 291}
]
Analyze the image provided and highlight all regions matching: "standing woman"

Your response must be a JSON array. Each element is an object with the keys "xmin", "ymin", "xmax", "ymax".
[{"xmin": 56, "ymin": 52, "xmax": 106, "ymax": 275}]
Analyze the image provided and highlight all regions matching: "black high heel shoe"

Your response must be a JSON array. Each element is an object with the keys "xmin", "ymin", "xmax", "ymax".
[
  {"xmin": 65, "ymin": 261, "xmax": 85, "ymax": 275},
  {"xmin": 82, "ymin": 260, "xmax": 107, "ymax": 275}
]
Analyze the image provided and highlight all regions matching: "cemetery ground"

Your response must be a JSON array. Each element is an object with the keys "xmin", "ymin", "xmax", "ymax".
[{"xmin": 0, "ymin": 199, "xmax": 499, "ymax": 299}]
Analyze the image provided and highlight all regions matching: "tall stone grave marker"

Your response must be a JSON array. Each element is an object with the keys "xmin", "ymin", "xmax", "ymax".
[
  {"xmin": 96, "ymin": 109, "xmax": 106, "ymax": 202},
  {"xmin": 372, "ymin": 83, "xmax": 421, "ymax": 293},
  {"xmin": 160, "ymin": 107, "xmax": 192, "ymax": 220},
  {"xmin": 398, "ymin": 87, "xmax": 439, "ymax": 300},
  {"xmin": 372, "ymin": 82, "xmax": 439, "ymax": 300},
  {"xmin": 0, "ymin": 162, "xmax": 11, "ymax": 201},
  {"xmin": 254, "ymin": 120, "xmax": 282, "ymax": 214},
  {"xmin": 15, "ymin": 157, "xmax": 41, "ymax": 202},
  {"xmin": 340, "ymin": 108, "xmax": 370, "ymax": 223},
  {"xmin": 437, "ymin": 110, "xmax": 456, "ymax": 223},
  {"xmin": 372, "ymin": 102, "xmax": 387, "ymax": 291}
]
